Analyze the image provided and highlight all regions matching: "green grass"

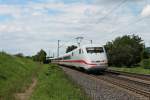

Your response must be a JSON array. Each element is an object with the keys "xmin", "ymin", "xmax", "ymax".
[
  {"xmin": 109, "ymin": 67, "xmax": 150, "ymax": 74},
  {"xmin": 0, "ymin": 52, "xmax": 38, "ymax": 100},
  {"xmin": 141, "ymin": 59, "xmax": 150, "ymax": 69},
  {"xmin": 30, "ymin": 64, "xmax": 89, "ymax": 100},
  {"xmin": 0, "ymin": 52, "xmax": 89, "ymax": 100}
]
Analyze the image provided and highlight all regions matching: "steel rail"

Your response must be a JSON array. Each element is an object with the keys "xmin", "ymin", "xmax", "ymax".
[
  {"xmin": 106, "ymin": 69, "xmax": 150, "ymax": 81},
  {"xmin": 94, "ymin": 75, "xmax": 150, "ymax": 98}
]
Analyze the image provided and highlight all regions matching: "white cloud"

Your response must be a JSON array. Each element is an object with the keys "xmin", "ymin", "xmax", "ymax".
[
  {"xmin": 141, "ymin": 4, "xmax": 150, "ymax": 17},
  {"xmin": 0, "ymin": 1, "xmax": 150, "ymax": 56},
  {"xmin": 0, "ymin": 5, "xmax": 22, "ymax": 18}
]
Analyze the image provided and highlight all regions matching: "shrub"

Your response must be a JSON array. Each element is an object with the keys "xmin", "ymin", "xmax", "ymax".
[{"xmin": 142, "ymin": 59, "xmax": 150, "ymax": 69}]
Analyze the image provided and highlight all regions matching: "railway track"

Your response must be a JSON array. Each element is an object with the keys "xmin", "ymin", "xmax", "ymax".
[
  {"xmin": 101, "ymin": 69, "xmax": 150, "ymax": 98},
  {"xmin": 94, "ymin": 75, "xmax": 150, "ymax": 98},
  {"xmin": 106, "ymin": 69, "xmax": 150, "ymax": 81},
  {"xmin": 61, "ymin": 66, "xmax": 150, "ymax": 98}
]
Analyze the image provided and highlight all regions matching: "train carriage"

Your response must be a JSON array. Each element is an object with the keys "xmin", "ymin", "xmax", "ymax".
[{"xmin": 52, "ymin": 44, "xmax": 108, "ymax": 72}]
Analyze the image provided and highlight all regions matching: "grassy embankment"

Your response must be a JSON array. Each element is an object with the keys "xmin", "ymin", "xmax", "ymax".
[
  {"xmin": 109, "ymin": 59, "xmax": 150, "ymax": 75},
  {"xmin": 0, "ymin": 52, "xmax": 38, "ymax": 99},
  {"xmin": 0, "ymin": 52, "xmax": 88, "ymax": 100},
  {"xmin": 110, "ymin": 66, "xmax": 150, "ymax": 74},
  {"xmin": 30, "ymin": 64, "xmax": 88, "ymax": 100}
]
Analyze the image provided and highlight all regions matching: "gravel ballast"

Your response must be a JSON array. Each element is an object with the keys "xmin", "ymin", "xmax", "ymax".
[{"xmin": 61, "ymin": 66, "xmax": 149, "ymax": 100}]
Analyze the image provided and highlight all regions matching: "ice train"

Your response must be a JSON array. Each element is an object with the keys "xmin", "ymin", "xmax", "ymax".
[{"xmin": 51, "ymin": 44, "xmax": 108, "ymax": 72}]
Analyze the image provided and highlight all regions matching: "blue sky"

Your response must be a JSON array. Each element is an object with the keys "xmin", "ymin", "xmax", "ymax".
[
  {"xmin": 0, "ymin": 0, "xmax": 150, "ymax": 56},
  {"xmin": 0, "ymin": 15, "xmax": 13, "ymax": 21}
]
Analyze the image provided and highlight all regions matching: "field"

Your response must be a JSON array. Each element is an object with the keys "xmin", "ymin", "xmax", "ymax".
[{"xmin": 30, "ymin": 64, "xmax": 88, "ymax": 100}]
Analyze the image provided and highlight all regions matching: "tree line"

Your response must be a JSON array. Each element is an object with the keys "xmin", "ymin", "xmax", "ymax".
[{"xmin": 14, "ymin": 49, "xmax": 47, "ymax": 63}]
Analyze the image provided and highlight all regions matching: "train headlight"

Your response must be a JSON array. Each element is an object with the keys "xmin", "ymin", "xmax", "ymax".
[
  {"xmin": 91, "ymin": 61, "xmax": 97, "ymax": 63},
  {"xmin": 92, "ymin": 60, "xmax": 107, "ymax": 63},
  {"xmin": 91, "ymin": 61, "xmax": 101, "ymax": 63}
]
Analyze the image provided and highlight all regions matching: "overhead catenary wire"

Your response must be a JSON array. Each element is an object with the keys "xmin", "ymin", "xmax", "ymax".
[
  {"xmin": 59, "ymin": 39, "xmax": 77, "ymax": 48},
  {"xmin": 58, "ymin": 37, "xmax": 94, "ymax": 49},
  {"xmin": 99, "ymin": 0, "xmax": 150, "ymax": 34},
  {"xmin": 111, "ymin": 11, "xmax": 150, "ymax": 34},
  {"xmin": 97, "ymin": 0, "xmax": 127, "ymax": 24}
]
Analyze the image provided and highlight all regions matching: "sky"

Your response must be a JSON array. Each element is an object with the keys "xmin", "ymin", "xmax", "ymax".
[{"xmin": 0, "ymin": 0, "xmax": 150, "ymax": 56}]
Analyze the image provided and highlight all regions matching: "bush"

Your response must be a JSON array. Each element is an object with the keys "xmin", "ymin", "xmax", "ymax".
[{"xmin": 142, "ymin": 59, "xmax": 150, "ymax": 69}]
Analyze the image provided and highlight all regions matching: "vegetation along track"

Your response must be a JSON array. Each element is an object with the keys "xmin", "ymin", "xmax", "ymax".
[{"xmin": 61, "ymin": 66, "xmax": 150, "ymax": 98}]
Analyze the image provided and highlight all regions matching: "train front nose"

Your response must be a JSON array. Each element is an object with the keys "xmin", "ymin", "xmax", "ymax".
[
  {"xmin": 91, "ymin": 60, "xmax": 108, "ymax": 66},
  {"xmin": 85, "ymin": 46, "xmax": 108, "ymax": 71},
  {"xmin": 86, "ymin": 60, "xmax": 108, "ymax": 72}
]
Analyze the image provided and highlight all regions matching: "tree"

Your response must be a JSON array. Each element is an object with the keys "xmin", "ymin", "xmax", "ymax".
[
  {"xmin": 14, "ymin": 53, "xmax": 24, "ymax": 57},
  {"xmin": 38, "ymin": 49, "xmax": 47, "ymax": 62},
  {"xmin": 66, "ymin": 45, "xmax": 77, "ymax": 53},
  {"xmin": 32, "ymin": 54, "xmax": 38, "ymax": 61},
  {"xmin": 32, "ymin": 49, "xmax": 47, "ymax": 63},
  {"xmin": 105, "ymin": 35, "xmax": 144, "ymax": 67}
]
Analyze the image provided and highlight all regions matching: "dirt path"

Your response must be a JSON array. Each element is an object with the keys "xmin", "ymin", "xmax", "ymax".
[
  {"xmin": 15, "ymin": 64, "xmax": 42, "ymax": 100},
  {"xmin": 15, "ymin": 78, "xmax": 37, "ymax": 100}
]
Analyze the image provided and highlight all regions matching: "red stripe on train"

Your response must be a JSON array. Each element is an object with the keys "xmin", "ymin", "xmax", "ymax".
[{"xmin": 58, "ymin": 60, "xmax": 97, "ymax": 66}]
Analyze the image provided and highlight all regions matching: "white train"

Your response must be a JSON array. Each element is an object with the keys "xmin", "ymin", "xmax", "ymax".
[{"xmin": 51, "ymin": 44, "xmax": 108, "ymax": 72}]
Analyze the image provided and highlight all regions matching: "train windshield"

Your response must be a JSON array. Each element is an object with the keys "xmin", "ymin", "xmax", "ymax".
[{"xmin": 86, "ymin": 47, "xmax": 104, "ymax": 54}]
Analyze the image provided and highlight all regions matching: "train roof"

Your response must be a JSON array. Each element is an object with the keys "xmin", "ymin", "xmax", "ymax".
[
  {"xmin": 57, "ymin": 44, "xmax": 104, "ymax": 58},
  {"xmin": 80, "ymin": 44, "xmax": 104, "ymax": 48}
]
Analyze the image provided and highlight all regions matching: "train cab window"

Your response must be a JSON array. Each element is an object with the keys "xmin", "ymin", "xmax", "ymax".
[{"xmin": 86, "ymin": 47, "xmax": 104, "ymax": 54}]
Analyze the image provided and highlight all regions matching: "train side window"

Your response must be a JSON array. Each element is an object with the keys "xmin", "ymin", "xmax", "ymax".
[
  {"xmin": 63, "ymin": 55, "xmax": 71, "ymax": 60},
  {"xmin": 79, "ymin": 49, "xmax": 81, "ymax": 54},
  {"xmin": 72, "ymin": 52, "xmax": 74, "ymax": 56}
]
